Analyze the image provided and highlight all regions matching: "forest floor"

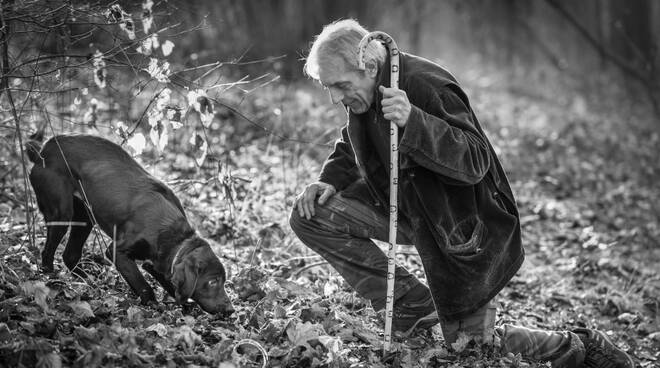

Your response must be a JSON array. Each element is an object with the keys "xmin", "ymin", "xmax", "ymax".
[{"xmin": 1, "ymin": 80, "xmax": 659, "ymax": 367}]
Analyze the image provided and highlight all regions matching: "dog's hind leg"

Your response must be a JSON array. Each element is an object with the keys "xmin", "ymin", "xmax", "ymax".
[
  {"xmin": 62, "ymin": 196, "xmax": 93, "ymax": 278},
  {"xmin": 42, "ymin": 226, "xmax": 68, "ymax": 274},
  {"xmin": 29, "ymin": 165, "xmax": 73, "ymax": 274}
]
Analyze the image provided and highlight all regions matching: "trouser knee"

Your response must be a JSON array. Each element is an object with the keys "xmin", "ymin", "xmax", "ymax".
[
  {"xmin": 288, "ymin": 206, "xmax": 338, "ymax": 254},
  {"xmin": 288, "ymin": 208, "xmax": 306, "ymax": 238},
  {"xmin": 289, "ymin": 205, "xmax": 332, "ymax": 235}
]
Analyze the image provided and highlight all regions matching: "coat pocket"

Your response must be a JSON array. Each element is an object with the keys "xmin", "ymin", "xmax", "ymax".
[{"xmin": 447, "ymin": 216, "xmax": 486, "ymax": 255}]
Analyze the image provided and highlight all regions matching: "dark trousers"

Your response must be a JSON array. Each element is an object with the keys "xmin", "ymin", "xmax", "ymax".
[{"xmin": 289, "ymin": 192, "xmax": 586, "ymax": 367}]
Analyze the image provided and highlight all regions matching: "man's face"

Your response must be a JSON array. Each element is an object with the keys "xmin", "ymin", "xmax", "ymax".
[{"xmin": 318, "ymin": 56, "xmax": 377, "ymax": 114}]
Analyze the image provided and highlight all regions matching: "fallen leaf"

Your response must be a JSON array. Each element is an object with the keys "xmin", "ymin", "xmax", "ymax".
[
  {"xmin": 146, "ymin": 323, "xmax": 168, "ymax": 337},
  {"xmin": 0, "ymin": 323, "xmax": 10, "ymax": 341},
  {"xmin": 172, "ymin": 325, "xmax": 202, "ymax": 353},
  {"xmin": 617, "ymin": 312, "xmax": 640, "ymax": 324},
  {"xmin": 36, "ymin": 352, "xmax": 61, "ymax": 368},
  {"xmin": 74, "ymin": 326, "xmax": 99, "ymax": 348},
  {"xmin": 450, "ymin": 332, "xmax": 472, "ymax": 353},
  {"xmin": 68, "ymin": 301, "xmax": 95, "ymax": 319},
  {"xmin": 286, "ymin": 321, "xmax": 325, "ymax": 348},
  {"xmin": 20, "ymin": 281, "xmax": 51, "ymax": 312},
  {"xmin": 647, "ymin": 331, "xmax": 660, "ymax": 342},
  {"xmin": 126, "ymin": 306, "xmax": 143, "ymax": 322},
  {"xmin": 268, "ymin": 345, "xmax": 289, "ymax": 358}
]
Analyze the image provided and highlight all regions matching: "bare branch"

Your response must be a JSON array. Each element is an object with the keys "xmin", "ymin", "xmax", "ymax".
[
  {"xmin": 544, "ymin": 0, "xmax": 660, "ymax": 117},
  {"xmin": 1, "ymin": 0, "xmax": 34, "ymax": 249}
]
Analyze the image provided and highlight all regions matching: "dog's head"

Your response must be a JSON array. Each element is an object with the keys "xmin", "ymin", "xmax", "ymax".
[{"xmin": 171, "ymin": 237, "xmax": 234, "ymax": 315}]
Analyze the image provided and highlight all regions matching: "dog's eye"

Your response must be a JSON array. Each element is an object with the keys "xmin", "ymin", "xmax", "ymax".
[{"xmin": 207, "ymin": 279, "xmax": 218, "ymax": 288}]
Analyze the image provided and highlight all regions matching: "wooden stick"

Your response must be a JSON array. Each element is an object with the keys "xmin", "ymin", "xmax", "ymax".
[
  {"xmin": 112, "ymin": 225, "xmax": 117, "ymax": 265},
  {"xmin": 357, "ymin": 31, "xmax": 400, "ymax": 352}
]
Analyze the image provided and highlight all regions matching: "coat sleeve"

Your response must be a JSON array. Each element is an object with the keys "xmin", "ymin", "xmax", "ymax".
[
  {"xmin": 318, "ymin": 124, "xmax": 361, "ymax": 191},
  {"xmin": 398, "ymin": 74, "xmax": 491, "ymax": 185}
]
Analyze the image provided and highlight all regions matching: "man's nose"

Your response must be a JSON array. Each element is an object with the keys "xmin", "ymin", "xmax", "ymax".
[{"xmin": 328, "ymin": 87, "xmax": 343, "ymax": 105}]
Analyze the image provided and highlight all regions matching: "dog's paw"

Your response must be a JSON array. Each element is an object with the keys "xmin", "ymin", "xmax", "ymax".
[
  {"xmin": 138, "ymin": 288, "xmax": 157, "ymax": 306},
  {"xmin": 41, "ymin": 265, "xmax": 56, "ymax": 275},
  {"xmin": 180, "ymin": 301, "xmax": 197, "ymax": 315}
]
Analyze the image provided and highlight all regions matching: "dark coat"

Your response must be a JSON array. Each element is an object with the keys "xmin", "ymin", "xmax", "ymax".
[{"xmin": 318, "ymin": 53, "xmax": 524, "ymax": 320}]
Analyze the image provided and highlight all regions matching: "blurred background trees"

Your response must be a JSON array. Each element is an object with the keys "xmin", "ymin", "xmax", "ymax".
[
  {"xmin": 1, "ymin": 0, "xmax": 659, "ymax": 198},
  {"xmin": 178, "ymin": 0, "xmax": 659, "ymax": 114},
  {"xmin": 2, "ymin": 0, "xmax": 658, "ymax": 228},
  {"xmin": 2, "ymin": 0, "xmax": 658, "ymax": 143}
]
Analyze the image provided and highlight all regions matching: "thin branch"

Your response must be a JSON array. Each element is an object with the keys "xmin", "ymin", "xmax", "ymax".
[
  {"xmin": 11, "ymin": 53, "xmax": 90, "ymax": 70},
  {"xmin": 126, "ymin": 86, "xmax": 166, "ymax": 137},
  {"xmin": 544, "ymin": 0, "xmax": 660, "ymax": 117},
  {"xmin": 1, "ymin": 1, "xmax": 34, "ymax": 250}
]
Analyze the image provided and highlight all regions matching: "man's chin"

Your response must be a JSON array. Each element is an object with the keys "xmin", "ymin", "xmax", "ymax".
[{"xmin": 349, "ymin": 104, "xmax": 368, "ymax": 114}]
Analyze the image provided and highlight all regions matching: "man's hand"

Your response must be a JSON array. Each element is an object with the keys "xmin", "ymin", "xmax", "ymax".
[
  {"xmin": 379, "ymin": 85, "xmax": 411, "ymax": 127},
  {"xmin": 295, "ymin": 181, "xmax": 336, "ymax": 220}
]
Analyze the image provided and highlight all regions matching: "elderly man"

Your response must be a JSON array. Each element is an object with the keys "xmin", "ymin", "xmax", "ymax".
[{"xmin": 289, "ymin": 19, "xmax": 634, "ymax": 367}]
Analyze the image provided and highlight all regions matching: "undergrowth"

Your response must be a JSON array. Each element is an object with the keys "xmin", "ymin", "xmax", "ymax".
[{"xmin": 0, "ymin": 79, "xmax": 659, "ymax": 367}]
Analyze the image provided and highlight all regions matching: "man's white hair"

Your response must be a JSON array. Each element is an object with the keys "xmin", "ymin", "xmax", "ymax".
[{"xmin": 304, "ymin": 19, "xmax": 386, "ymax": 80}]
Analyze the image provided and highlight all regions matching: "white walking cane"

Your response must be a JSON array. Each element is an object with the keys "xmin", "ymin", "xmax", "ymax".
[{"xmin": 357, "ymin": 31, "xmax": 400, "ymax": 352}]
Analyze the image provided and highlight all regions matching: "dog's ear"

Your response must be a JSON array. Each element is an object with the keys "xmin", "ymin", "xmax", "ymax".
[{"xmin": 171, "ymin": 257, "xmax": 199, "ymax": 304}]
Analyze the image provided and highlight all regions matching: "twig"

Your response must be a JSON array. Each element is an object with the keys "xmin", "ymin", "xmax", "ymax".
[
  {"xmin": 1, "ymin": 1, "xmax": 34, "ymax": 250},
  {"xmin": 544, "ymin": 0, "xmax": 660, "ymax": 117},
  {"xmin": 126, "ymin": 87, "xmax": 166, "ymax": 137},
  {"xmin": 293, "ymin": 261, "xmax": 328, "ymax": 277},
  {"xmin": 233, "ymin": 339, "xmax": 268, "ymax": 368}
]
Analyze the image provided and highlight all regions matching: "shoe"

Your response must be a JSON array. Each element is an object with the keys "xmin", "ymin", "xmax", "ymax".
[
  {"xmin": 391, "ymin": 296, "xmax": 439, "ymax": 336},
  {"xmin": 574, "ymin": 328, "xmax": 635, "ymax": 368}
]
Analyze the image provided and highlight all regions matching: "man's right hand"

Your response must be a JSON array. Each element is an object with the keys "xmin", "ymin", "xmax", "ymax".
[{"xmin": 295, "ymin": 182, "xmax": 336, "ymax": 220}]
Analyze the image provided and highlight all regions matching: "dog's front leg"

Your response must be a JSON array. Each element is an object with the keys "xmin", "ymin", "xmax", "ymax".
[
  {"xmin": 110, "ymin": 250, "xmax": 156, "ymax": 305},
  {"xmin": 142, "ymin": 263, "xmax": 176, "ymax": 299}
]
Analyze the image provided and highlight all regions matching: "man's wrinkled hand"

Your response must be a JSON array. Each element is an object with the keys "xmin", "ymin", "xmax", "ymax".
[
  {"xmin": 295, "ymin": 181, "xmax": 336, "ymax": 219},
  {"xmin": 380, "ymin": 85, "xmax": 411, "ymax": 127}
]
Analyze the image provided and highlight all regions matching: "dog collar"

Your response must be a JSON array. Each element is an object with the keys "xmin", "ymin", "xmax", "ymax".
[
  {"xmin": 170, "ymin": 244, "xmax": 186, "ymax": 275},
  {"xmin": 45, "ymin": 221, "xmax": 88, "ymax": 226}
]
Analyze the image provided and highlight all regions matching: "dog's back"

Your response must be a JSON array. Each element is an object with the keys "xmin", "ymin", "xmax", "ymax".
[{"xmin": 30, "ymin": 134, "xmax": 188, "ymax": 245}]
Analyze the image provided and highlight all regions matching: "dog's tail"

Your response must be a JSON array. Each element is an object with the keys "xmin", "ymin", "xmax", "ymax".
[{"xmin": 25, "ymin": 128, "xmax": 45, "ymax": 164}]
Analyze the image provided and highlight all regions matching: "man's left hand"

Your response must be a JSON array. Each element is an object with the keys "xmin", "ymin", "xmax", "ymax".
[{"xmin": 379, "ymin": 85, "xmax": 411, "ymax": 128}]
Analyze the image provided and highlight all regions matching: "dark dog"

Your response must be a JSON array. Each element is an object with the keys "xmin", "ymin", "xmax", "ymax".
[{"xmin": 26, "ymin": 134, "xmax": 234, "ymax": 315}]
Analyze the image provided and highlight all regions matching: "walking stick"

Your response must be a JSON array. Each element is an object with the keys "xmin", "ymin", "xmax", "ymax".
[{"xmin": 357, "ymin": 31, "xmax": 400, "ymax": 352}]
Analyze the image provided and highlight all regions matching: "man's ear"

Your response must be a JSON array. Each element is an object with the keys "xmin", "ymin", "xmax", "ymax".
[
  {"xmin": 171, "ymin": 257, "xmax": 199, "ymax": 304},
  {"xmin": 364, "ymin": 60, "xmax": 378, "ymax": 78}
]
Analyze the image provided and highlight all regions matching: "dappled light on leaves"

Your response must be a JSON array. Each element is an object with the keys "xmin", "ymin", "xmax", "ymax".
[
  {"xmin": 106, "ymin": 4, "xmax": 135, "ymax": 40},
  {"xmin": 187, "ymin": 89, "xmax": 215, "ymax": 127},
  {"xmin": 162, "ymin": 40, "xmax": 175, "ymax": 57},
  {"xmin": 149, "ymin": 120, "xmax": 168, "ymax": 152},
  {"xmin": 190, "ymin": 132, "xmax": 208, "ymax": 166},
  {"xmin": 127, "ymin": 132, "xmax": 147, "ymax": 156},
  {"xmin": 91, "ymin": 50, "xmax": 106, "ymax": 89},
  {"xmin": 137, "ymin": 34, "xmax": 160, "ymax": 56},
  {"xmin": 145, "ymin": 58, "xmax": 170, "ymax": 83},
  {"xmin": 141, "ymin": 0, "xmax": 154, "ymax": 33}
]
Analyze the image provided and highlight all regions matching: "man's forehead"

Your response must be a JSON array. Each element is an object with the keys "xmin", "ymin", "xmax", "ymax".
[{"xmin": 318, "ymin": 56, "xmax": 350, "ymax": 85}]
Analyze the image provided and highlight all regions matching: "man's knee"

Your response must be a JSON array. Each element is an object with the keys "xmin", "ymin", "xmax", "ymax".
[
  {"xmin": 289, "ymin": 207, "xmax": 304, "ymax": 236},
  {"xmin": 289, "ymin": 206, "xmax": 321, "ymax": 237}
]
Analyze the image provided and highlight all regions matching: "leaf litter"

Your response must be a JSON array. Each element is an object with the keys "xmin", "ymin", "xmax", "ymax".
[{"xmin": 1, "ymin": 83, "xmax": 659, "ymax": 367}]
